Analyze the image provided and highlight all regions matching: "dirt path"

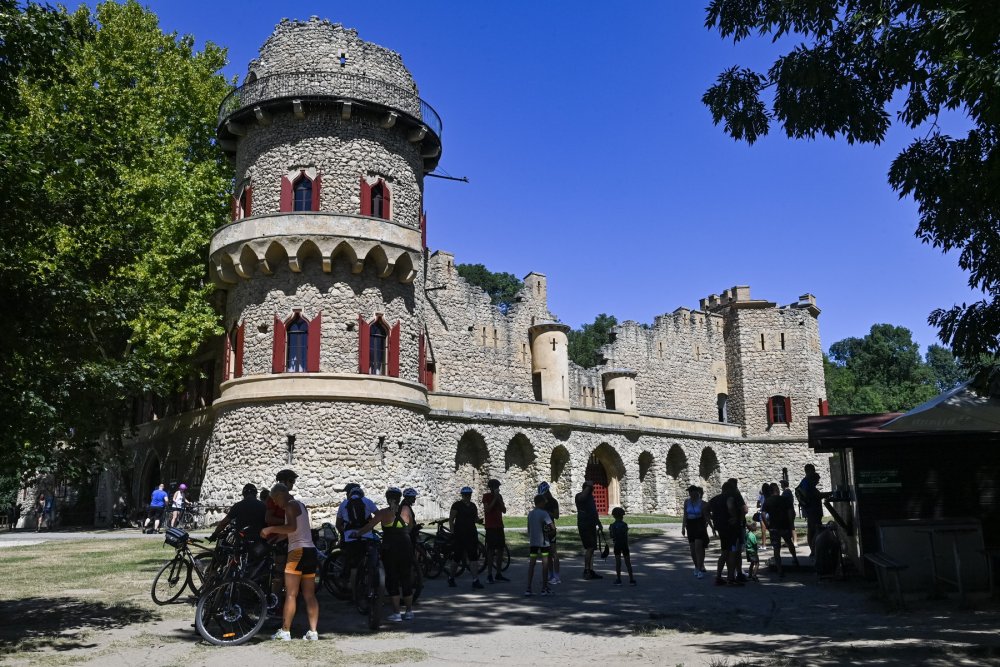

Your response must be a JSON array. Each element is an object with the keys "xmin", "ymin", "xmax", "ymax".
[{"xmin": 3, "ymin": 525, "xmax": 999, "ymax": 667}]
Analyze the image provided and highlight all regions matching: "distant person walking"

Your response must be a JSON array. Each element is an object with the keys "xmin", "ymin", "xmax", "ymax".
[
  {"xmin": 168, "ymin": 483, "xmax": 188, "ymax": 528},
  {"xmin": 681, "ymin": 485, "xmax": 709, "ymax": 578},
  {"xmin": 575, "ymin": 481, "xmax": 603, "ymax": 579},
  {"xmin": 35, "ymin": 493, "xmax": 53, "ymax": 532},
  {"xmin": 763, "ymin": 482, "xmax": 800, "ymax": 577},
  {"xmin": 525, "ymin": 494, "xmax": 556, "ymax": 596},
  {"xmin": 538, "ymin": 482, "xmax": 562, "ymax": 585},
  {"xmin": 608, "ymin": 507, "xmax": 636, "ymax": 585},
  {"xmin": 144, "ymin": 483, "xmax": 169, "ymax": 533},
  {"xmin": 482, "ymin": 479, "xmax": 510, "ymax": 584}
]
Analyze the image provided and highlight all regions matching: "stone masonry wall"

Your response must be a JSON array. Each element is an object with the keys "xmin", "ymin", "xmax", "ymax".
[{"xmin": 235, "ymin": 112, "xmax": 424, "ymax": 230}]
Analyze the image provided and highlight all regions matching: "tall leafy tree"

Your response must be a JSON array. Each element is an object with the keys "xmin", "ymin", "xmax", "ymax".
[
  {"xmin": 568, "ymin": 314, "xmax": 618, "ymax": 368},
  {"xmin": 0, "ymin": 1, "xmax": 231, "ymax": 491},
  {"xmin": 455, "ymin": 263, "xmax": 524, "ymax": 314},
  {"xmin": 703, "ymin": 1, "xmax": 1000, "ymax": 361}
]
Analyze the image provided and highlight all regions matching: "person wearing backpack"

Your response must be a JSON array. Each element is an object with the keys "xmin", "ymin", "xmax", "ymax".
[
  {"xmin": 336, "ymin": 484, "xmax": 379, "ymax": 586},
  {"xmin": 349, "ymin": 487, "xmax": 416, "ymax": 622}
]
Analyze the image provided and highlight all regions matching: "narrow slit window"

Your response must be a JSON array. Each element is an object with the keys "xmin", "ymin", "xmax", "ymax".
[
  {"xmin": 369, "ymin": 321, "xmax": 388, "ymax": 375},
  {"xmin": 780, "ymin": 333, "xmax": 786, "ymax": 350},
  {"xmin": 286, "ymin": 315, "xmax": 308, "ymax": 373}
]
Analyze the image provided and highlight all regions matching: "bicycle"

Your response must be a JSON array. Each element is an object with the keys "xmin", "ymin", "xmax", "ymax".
[
  {"xmin": 150, "ymin": 527, "xmax": 215, "ymax": 605},
  {"xmin": 352, "ymin": 534, "xmax": 383, "ymax": 631}
]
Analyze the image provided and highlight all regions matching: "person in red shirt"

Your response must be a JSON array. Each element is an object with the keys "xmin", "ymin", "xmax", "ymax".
[
  {"xmin": 265, "ymin": 469, "xmax": 298, "ymax": 596},
  {"xmin": 482, "ymin": 479, "xmax": 509, "ymax": 584}
]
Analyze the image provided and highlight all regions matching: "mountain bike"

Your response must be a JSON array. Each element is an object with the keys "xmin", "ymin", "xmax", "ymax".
[
  {"xmin": 352, "ymin": 534, "xmax": 383, "ymax": 631},
  {"xmin": 150, "ymin": 528, "xmax": 214, "ymax": 605}
]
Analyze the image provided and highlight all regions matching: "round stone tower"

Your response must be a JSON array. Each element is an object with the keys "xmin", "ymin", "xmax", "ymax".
[{"xmin": 203, "ymin": 18, "xmax": 442, "ymax": 515}]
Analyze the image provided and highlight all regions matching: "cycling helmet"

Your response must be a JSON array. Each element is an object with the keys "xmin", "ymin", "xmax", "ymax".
[
  {"xmin": 537, "ymin": 482, "xmax": 550, "ymax": 495},
  {"xmin": 179, "ymin": 483, "xmax": 188, "ymax": 490},
  {"xmin": 402, "ymin": 487, "xmax": 418, "ymax": 499},
  {"xmin": 349, "ymin": 486, "xmax": 365, "ymax": 499},
  {"xmin": 385, "ymin": 486, "xmax": 402, "ymax": 499},
  {"xmin": 486, "ymin": 479, "xmax": 501, "ymax": 489},
  {"xmin": 460, "ymin": 486, "xmax": 473, "ymax": 495}
]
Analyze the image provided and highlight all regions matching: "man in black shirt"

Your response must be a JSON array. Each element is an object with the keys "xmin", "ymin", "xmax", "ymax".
[
  {"xmin": 762, "ymin": 482, "xmax": 799, "ymax": 577},
  {"xmin": 575, "ymin": 481, "xmax": 603, "ymax": 580},
  {"xmin": 448, "ymin": 486, "xmax": 484, "ymax": 589},
  {"xmin": 210, "ymin": 483, "xmax": 267, "ymax": 540}
]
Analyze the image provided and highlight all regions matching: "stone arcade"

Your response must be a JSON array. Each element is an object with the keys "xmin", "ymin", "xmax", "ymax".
[{"xmin": 105, "ymin": 18, "xmax": 828, "ymax": 523}]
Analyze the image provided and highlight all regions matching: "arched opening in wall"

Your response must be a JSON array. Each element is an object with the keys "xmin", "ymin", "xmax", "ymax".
[
  {"xmin": 698, "ymin": 447, "xmax": 722, "ymax": 493},
  {"xmin": 717, "ymin": 393, "xmax": 729, "ymax": 423},
  {"xmin": 455, "ymin": 430, "xmax": 489, "ymax": 491},
  {"xmin": 550, "ymin": 445, "xmax": 570, "ymax": 499},
  {"xmin": 140, "ymin": 453, "xmax": 161, "ymax": 502},
  {"xmin": 638, "ymin": 451, "xmax": 657, "ymax": 513},
  {"xmin": 586, "ymin": 443, "xmax": 626, "ymax": 514},
  {"xmin": 665, "ymin": 444, "xmax": 689, "ymax": 515},
  {"xmin": 504, "ymin": 434, "xmax": 537, "ymax": 515}
]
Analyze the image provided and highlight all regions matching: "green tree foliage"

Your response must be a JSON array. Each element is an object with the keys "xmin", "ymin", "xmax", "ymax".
[
  {"xmin": 703, "ymin": 1, "xmax": 1000, "ymax": 361},
  {"xmin": 824, "ymin": 324, "xmax": 967, "ymax": 413},
  {"xmin": 0, "ymin": 1, "xmax": 231, "ymax": 486},
  {"xmin": 455, "ymin": 263, "xmax": 524, "ymax": 314},
  {"xmin": 568, "ymin": 314, "xmax": 618, "ymax": 368}
]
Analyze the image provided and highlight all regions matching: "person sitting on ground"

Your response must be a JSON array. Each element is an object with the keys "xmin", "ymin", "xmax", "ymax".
[
  {"xmin": 210, "ymin": 483, "xmax": 266, "ymax": 541},
  {"xmin": 448, "ymin": 486, "xmax": 484, "ymax": 589},
  {"xmin": 539, "ymin": 482, "xmax": 562, "ymax": 585},
  {"xmin": 681, "ymin": 485, "xmax": 710, "ymax": 579},
  {"xmin": 350, "ymin": 487, "xmax": 416, "ymax": 622},
  {"xmin": 608, "ymin": 507, "xmax": 636, "ymax": 586},
  {"xmin": 763, "ymin": 482, "xmax": 800, "ymax": 577},
  {"xmin": 745, "ymin": 520, "xmax": 760, "ymax": 581},
  {"xmin": 143, "ymin": 483, "xmax": 168, "ymax": 534},
  {"xmin": 575, "ymin": 481, "xmax": 604, "ymax": 580},
  {"xmin": 261, "ymin": 483, "xmax": 319, "ymax": 641},
  {"xmin": 525, "ymin": 494, "xmax": 556, "ymax": 597},
  {"xmin": 482, "ymin": 479, "xmax": 510, "ymax": 584}
]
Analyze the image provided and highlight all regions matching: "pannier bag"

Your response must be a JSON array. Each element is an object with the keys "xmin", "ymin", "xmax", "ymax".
[{"xmin": 164, "ymin": 527, "xmax": 188, "ymax": 548}]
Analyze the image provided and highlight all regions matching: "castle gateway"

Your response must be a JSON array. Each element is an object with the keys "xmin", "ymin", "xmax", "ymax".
[{"xmin": 109, "ymin": 18, "xmax": 828, "ymax": 522}]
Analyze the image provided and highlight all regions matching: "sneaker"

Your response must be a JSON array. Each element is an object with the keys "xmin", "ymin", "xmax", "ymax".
[
  {"xmin": 583, "ymin": 570, "xmax": 592, "ymax": 580},
  {"xmin": 387, "ymin": 613, "xmax": 402, "ymax": 623},
  {"xmin": 589, "ymin": 571, "xmax": 603, "ymax": 580},
  {"xmin": 540, "ymin": 588, "xmax": 554, "ymax": 596},
  {"xmin": 495, "ymin": 574, "xmax": 511, "ymax": 582},
  {"xmin": 472, "ymin": 579, "xmax": 484, "ymax": 590},
  {"xmin": 303, "ymin": 630, "xmax": 319, "ymax": 641},
  {"xmin": 272, "ymin": 629, "xmax": 291, "ymax": 641},
  {"xmin": 548, "ymin": 575, "xmax": 558, "ymax": 585},
  {"xmin": 487, "ymin": 575, "xmax": 495, "ymax": 584},
  {"xmin": 551, "ymin": 574, "xmax": 561, "ymax": 584},
  {"xmin": 524, "ymin": 589, "xmax": 534, "ymax": 597},
  {"xmin": 403, "ymin": 610, "xmax": 415, "ymax": 620},
  {"xmin": 447, "ymin": 577, "xmax": 456, "ymax": 588},
  {"xmin": 695, "ymin": 571, "xmax": 704, "ymax": 579},
  {"xmin": 715, "ymin": 577, "xmax": 728, "ymax": 586},
  {"xmin": 629, "ymin": 579, "xmax": 637, "ymax": 586}
]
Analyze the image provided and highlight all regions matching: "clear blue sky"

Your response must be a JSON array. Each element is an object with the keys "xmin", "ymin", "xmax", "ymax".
[{"xmin": 92, "ymin": 1, "xmax": 976, "ymax": 353}]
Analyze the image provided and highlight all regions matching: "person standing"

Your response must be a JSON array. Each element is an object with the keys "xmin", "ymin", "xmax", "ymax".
[
  {"xmin": 729, "ymin": 478, "xmax": 749, "ymax": 582},
  {"xmin": 709, "ymin": 480, "xmax": 743, "ymax": 586},
  {"xmin": 448, "ymin": 486, "xmax": 484, "ymax": 589},
  {"xmin": 764, "ymin": 482, "xmax": 800, "ymax": 577},
  {"xmin": 261, "ymin": 483, "xmax": 319, "ymax": 641},
  {"xmin": 351, "ymin": 487, "xmax": 416, "ymax": 622},
  {"xmin": 538, "ymin": 482, "xmax": 561, "ymax": 585},
  {"xmin": 336, "ymin": 483, "xmax": 378, "ymax": 585},
  {"xmin": 575, "ymin": 481, "xmax": 603, "ymax": 579},
  {"xmin": 266, "ymin": 469, "xmax": 300, "ymax": 595},
  {"xmin": 525, "ymin": 494, "xmax": 555, "ymax": 596},
  {"xmin": 608, "ymin": 507, "xmax": 636, "ymax": 586},
  {"xmin": 681, "ymin": 485, "xmax": 710, "ymax": 578},
  {"xmin": 745, "ymin": 520, "xmax": 760, "ymax": 581},
  {"xmin": 143, "ymin": 483, "xmax": 169, "ymax": 533},
  {"xmin": 209, "ymin": 483, "xmax": 266, "ymax": 540},
  {"xmin": 482, "ymin": 479, "xmax": 510, "ymax": 584},
  {"xmin": 168, "ymin": 483, "xmax": 188, "ymax": 528},
  {"xmin": 35, "ymin": 493, "xmax": 49, "ymax": 532}
]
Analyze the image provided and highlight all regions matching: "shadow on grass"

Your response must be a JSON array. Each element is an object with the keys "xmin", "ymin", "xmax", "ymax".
[{"xmin": 0, "ymin": 597, "xmax": 156, "ymax": 654}]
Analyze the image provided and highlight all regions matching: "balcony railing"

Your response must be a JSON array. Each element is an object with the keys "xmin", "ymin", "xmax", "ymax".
[{"xmin": 217, "ymin": 71, "xmax": 442, "ymax": 139}]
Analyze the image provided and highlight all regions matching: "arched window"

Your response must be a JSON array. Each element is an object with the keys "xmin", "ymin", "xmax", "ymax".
[
  {"xmin": 293, "ymin": 175, "xmax": 312, "ymax": 212},
  {"xmin": 717, "ymin": 393, "xmax": 728, "ymax": 423},
  {"xmin": 768, "ymin": 395, "xmax": 791, "ymax": 425},
  {"xmin": 371, "ymin": 182, "xmax": 385, "ymax": 219},
  {"xmin": 360, "ymin": 177, "xmax": 391, "ymax": 219},
  {"xmin": 369, "ymin": 320, "xmax": 388, "ymax": 375},
  {"xmin": 286, "ymin": 315, "xmax": 309, "ymax": 372}
]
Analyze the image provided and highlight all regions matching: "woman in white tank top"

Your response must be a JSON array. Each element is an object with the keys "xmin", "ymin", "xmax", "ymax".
[{"xmin": 261, "ymin": 483, "xmax": 319, "ymax": 641}]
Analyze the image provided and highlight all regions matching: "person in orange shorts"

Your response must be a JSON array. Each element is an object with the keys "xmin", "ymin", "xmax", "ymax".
[{"xmin": 261, "ymin": 483, "xmax": 319, "ymax": 641}]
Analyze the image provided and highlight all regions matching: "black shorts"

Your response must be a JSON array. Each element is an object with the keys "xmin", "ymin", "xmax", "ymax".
[
  {"xmin": 613, "ymin": 544, "xmax": 630, "ymax": 557},
  {"xmin": 719, "ymin": 527, "xmax": 740, "ymax": 552},
  {"xmin": 286, "ymin": 547, "xmax": 318, "ymax": 577},
  {"xmin": 147, "ymin": 507, "xmax": 164, "ymax": 522},
  {"xmin": 485, "ymin": 527, "xmax": 505, "ymax": 548},
  {"xmin": 578, "ymin": 526, "xmax": 597, "ymax": 550},
  {"xmin": 686, "ymin": 519, "xmax": 709, "ymax": 543},
  {"xmin": 529, "ymin": 545, "xmax": 550, "ymax": 557},
  {"xmin": 452, "ymin": 535, "xmax": 479, "ymax": 563}
]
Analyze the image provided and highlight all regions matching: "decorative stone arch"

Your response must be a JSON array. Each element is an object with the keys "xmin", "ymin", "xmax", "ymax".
[
  {"xmin": 698, "ymin": 446, "xmax": 722, "ymax": 493},
  {"xmin": 455, "ymin": 429, "xmax": 489, "ymax": 491},
  {"xmin": 549, "ymin": 445, "xmax": 570, "ymax": 503},
  {"xmin": 665, "ymin": 444, "xmax": 690, "ymax": 515},
  {"xmin": 638, "ymin": 451, "xmax": 657, "ymax": 513},
  {"xmin": 504, "ymin": 433, "xmax": 537, "ymax": 515},
  {"xmin": 138, "ymin": 450, "xmax": 162, "ymax": 504},
  {"xmin": 586, "ymin": 442, "xmax": 627, "ymax": 514}
]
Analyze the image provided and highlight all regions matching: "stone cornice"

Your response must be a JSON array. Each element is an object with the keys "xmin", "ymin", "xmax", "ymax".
[{"xmin": 213, "ymin": 373, "xmax": 430, "ymax": 412}]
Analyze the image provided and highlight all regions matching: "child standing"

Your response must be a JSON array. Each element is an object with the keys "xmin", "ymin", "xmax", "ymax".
[
  {"xmin": 608, "ymin": 507, "xmax": 635, "ymax": 586},
  {"xmin": 746, "ymin": 521, "xmax": 760, "ymax": 581},
  {"xmin": 525, "ymin": 494, "xmax": 555, "ymax": 597}
]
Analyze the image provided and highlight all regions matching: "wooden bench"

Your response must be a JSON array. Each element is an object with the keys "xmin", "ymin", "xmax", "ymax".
[{"xmin": 866, "ymin": 551, "xmax": 908, "ymax": 608}]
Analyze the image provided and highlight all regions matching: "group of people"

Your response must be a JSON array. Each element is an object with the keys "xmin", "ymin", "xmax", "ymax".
[
  {"xmin": 681, "ymin": 464, "xmax": 826, "ymax": 586},
  {"xmin": 142, "ymin": 482, "xmax": 189, "ymax": 533}
]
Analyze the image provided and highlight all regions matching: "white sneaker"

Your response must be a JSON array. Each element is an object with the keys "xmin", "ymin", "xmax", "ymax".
[
  {"xmin": 403, "ymin": 610, "xmax": 415, "ymax": 620},
  {"xmin": 272, "ymin": 629, "xmax": 291, "ymax": 641},
  {"xmin": 303, "ymin": 630, "xmax": 319, "ymax": 641},
  {"xmin": 387, "ymin": 613, "xmax": 402, "ymax": 623},
  {"xmin": 696, "ymin": 571, "xmax": 704, "ymax": 579},
  {"xmin": 552, "ymin": 574, "xmax": 562, "ymax": 584}
]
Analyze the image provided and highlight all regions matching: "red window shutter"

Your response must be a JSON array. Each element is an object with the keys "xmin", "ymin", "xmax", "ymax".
[
  {"xmin": 312, "ymin": 173, "xmax": 322, "ymax": 211},
  {"xmin": 388, "ymin": 321, "xmax": 400, "ymax": 377},
  {"xmin": 235, "ymin": 321, "xmax": 245, "ymax": 378},
  {"xmin": 360, "ymin": 177, "xmax": 371, "ymax": 216},
  {"xmin": 418, "ymin": 333, "xmax": 426, "ymax": 386},
  {"xmin": 382, "ymin": 181, "xmax": 391, "ymax": 220},
  {"xmin": 358, "ymin": 315, "xmax": 370, "ymax": 374},
  {"xmin": 272, "ymin": 315, "xmax": 286, "ymax": 374},
  {"xmin": 784, "ymin": 396, "xmax": 792, "ymax": 423},
  {"xmin": 223, "ymin": 328, "xmax": 232, "ymax": 381},
  {"xmin": 821, "ymin": 398, "xmax": 829, "ymax": 416},
  {"xmin": 307, "ymin": 310, "xmax": 322, "ymax": 372},
  {"xmin": 767, "ymin": 398, "xmax": 774, "ymax": 425},
  {"xmin": 280, "ymin": 176, "xmax": 292, "ymax": 212},
  {"xmin": 245, "ymin": 186, "xmax": 253, "ymax": 217},
  {"xmin": 420, "ymin": 212, "xmax": 427, "ymax": 249}
]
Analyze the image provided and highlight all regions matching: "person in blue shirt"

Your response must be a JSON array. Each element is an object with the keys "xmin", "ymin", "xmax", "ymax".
[
  {"xmin": 144, "ymin": 483, "xmax": 168, "ymax": 533},
  {"xmin": 608, "ymin": 507, "xmax": 636, "ymax": 585}
]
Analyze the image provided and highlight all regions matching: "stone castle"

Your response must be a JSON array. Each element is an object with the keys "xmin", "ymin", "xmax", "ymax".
[{"xmin": 102, "ymin": 18, "xmax": 828, "ymax": 523}]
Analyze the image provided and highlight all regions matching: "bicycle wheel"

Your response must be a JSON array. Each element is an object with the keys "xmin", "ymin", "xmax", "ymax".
[
  {"xmin": 411, "ymin": 559, "xmax": 424, "ymax": 603},
  {"xmin": 196, "ymin": 579, "xmax": 267, "ymax": 646},
  {"xmin": 322, "ymin": 549, "xmax": 352, "ymax": 600},
  {"xmin": 421, "ymin": 543, "xmax": 444, "ymax": 579},
  {"xmin": 501, "ymin": 544, "xmax": 511, "ymax": 572},
  {"xmin": 367, "ymin": 563, "xmax": 381, "ymax": 631},
  {"xmin": 476, "ymin": 540, "xmax": 489, "ymax": 574},
  {"xmin": 189, "ymin": 552, "xmax": 213, "ymax": 597},
  {"xmin": 151, "ymin": 556, "xmax": 190, "ymax": 605},
  {"xmin": 354, "ymin": 561, "xmax": 371, "ymax": 615}
]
